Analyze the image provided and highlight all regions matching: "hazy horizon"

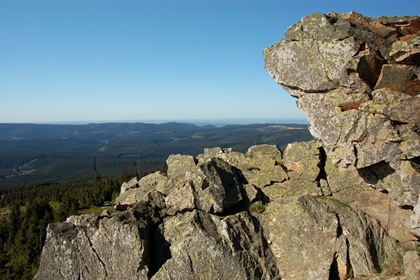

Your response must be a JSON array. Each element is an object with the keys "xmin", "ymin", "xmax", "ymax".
[{"xmin": 1, "ymin": 117, "xmax": 308, "ymax": 127}]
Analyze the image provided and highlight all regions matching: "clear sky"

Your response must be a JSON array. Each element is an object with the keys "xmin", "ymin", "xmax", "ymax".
[{"xmin": 1, "ymin": 0, "xmax": 418, "ymax": 123}]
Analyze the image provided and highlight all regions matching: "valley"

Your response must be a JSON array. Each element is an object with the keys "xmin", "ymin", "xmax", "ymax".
[{"xmin": 0, "ymin": 122, "xmax": 312, "ymax": 187}]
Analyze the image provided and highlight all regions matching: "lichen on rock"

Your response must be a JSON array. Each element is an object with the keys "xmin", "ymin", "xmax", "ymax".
[{"xmin": 264, "ymin": 11, "xmax": 420, "ymax": 209}]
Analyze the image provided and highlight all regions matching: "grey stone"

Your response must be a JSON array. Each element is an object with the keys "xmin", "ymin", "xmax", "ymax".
[
  {"xmin": 264, "ymin": 12, "xmax": 420, "ymax": 208},
  {"xmin": 404, "ymin": 251, "xmax": 420, "ymax": 280},
  {"xmin": 197, "ymin": 157, "xmax": 243, "ymax": 213},
  {"xmin": 34, "ymin": 207, "xmax": 154, "ymax": 280},
  {"xmin": 120, "ymin": 176, "xmax": 138, "ymax": 194},
  {"xmin": 259, "ymin": 195, "xmax": 399, "ymax": 280},
  {"xmin": 151, "ymin": 210, "xmax": 280, "ymax": 280},
  {"xmin": 282, "ymin": 140, "xmax": 322, "ymax": 181},
  {"xmin": 138, "ymin": 171, "xmax": 169, "ymax": 195}
]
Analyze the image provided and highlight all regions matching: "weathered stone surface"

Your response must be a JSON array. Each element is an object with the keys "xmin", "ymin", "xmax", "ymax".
[
  {"xmin": 138, "ymin": 171, "xmax": 169, "ymax": 195},
  {"xmin": 164, "ymin": 182, "xmax": 197, "ymax": 215},
  {"xmin": 246, "ymin": 144, "xmax": 283, "ymax": 163},
  {"xmin": 38, "ymin": 141, "xmax": 407, "ymax": 279},
  {"xmin": 404, "ymin": 251, "xmax": 420, "ymax": 280},
  {"xmin": 261, "ymin": 180, "xmax": 321, "ymax": 201},
  {"xmin": 198, "ymin": 157, "xmax": 243, "ymax": 212},
  {"xmin": 114, "ymin": 186, "xmax": 151, "ymax": 211},
  {"xmin": 165, "ymin": 155, "xmax": 245, "ymax": 214},
  {"xmin": 282, "ymin": 140, "xmax": 322, "ymax": 181},
  {"xmin": 259, "ymin": 195, "xmax": 399, "ymax": 280},
  {"xmin": 202, "ymin": 144, "xmax": 288, "ymax": 188},
  {"xmin": 375, "ymin": 64, "xmax": 420, "ymax": 96},
  {"xmin": 390, "ymin": 36, "xmax": 420, "ymax": 64},
  {"xmin": 243, "ymin": 183, "xmax": 262, "ymax": 203},
  {"xmin": 151, "ymin": 210, "xmax": 280, "ymax": 280},
  {"xmin": 266, "ymin": 13, "xmax": 360, "ymax": 93},
  {"xmin": 262, "ymin": 13, "xmax": 420, "ymax": 278},
  {"xmin": 325, "ymin": 156, "xmax": 413, "ymax": 242},
  {"xmin": 359, "ymin": 90, "xmax": 420, "ymax": 129},
  {"xmin": 264, "ymin": 12, "xmax": 420, "ymax": 208},
  {"xmin": 166, "ymin": 154, "xmax": 201, "ymax": 188},
  {"xmin": 114, "ymin": 172, "xmax": 169, "ymax": 211},
  {"xmin": 120, "ymin": 176, "xmax": 138, "ymax": 194},
  {"xmin": 410, "ymin": 195, "xmax": 420, "ymax": 239},
  {"xmin": 35, "ymin": 205, "xmax": 155, "ymax": 280}
]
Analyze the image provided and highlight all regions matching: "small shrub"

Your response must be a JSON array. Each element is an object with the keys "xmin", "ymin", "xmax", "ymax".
[
  {"xmin": 381, "ymin": 242, "xmax": 420, "ymax": 276},
  {"xmin": 381, "ymin": 248, "xmax": 405, "ymax": 276},
  {"xmin": 249, "ymin": 203, "xmax": 266, "ymax": 214}
]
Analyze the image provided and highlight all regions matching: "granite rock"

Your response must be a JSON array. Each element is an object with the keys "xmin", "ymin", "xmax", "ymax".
[{"xmin": 264, "ymin": 12, "xmax": 420, "ymax": 208}]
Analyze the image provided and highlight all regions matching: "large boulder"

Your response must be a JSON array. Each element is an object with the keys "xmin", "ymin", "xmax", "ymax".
[
  {"xmin": 165, "ymin": 155, "xmax": 244, "ymax": 214},
  {"xmin": 151, "ymin": 210, "xmax": 280, "ymax": 280},
  {"xmin": 264, "ymin": 11, "xmax": 420, "ymax": 247},
  {"xmin": 36, "ymin": 159, "xmax": 280, "ymax": 279},
  {"xmin": 35, "ymin": 203, "xmax": 158, "ymax": 280},
  {"xmin": 120, "ymin": 176, "xmax": 138, "ymax": 194},
  {"xmin": 282, "ymin": 140, "xmax": 322, "ymax": 181},
  {"xmin": 114, "ymin": 172, "xmax": 168, "ymax": 211},
  {"xmin": 199, "ymin": 145, "xmax": 288, "ymax": 189},
  {"xmin": 259, "ymin": 195, "xmax": 399, "ymax": 280}
]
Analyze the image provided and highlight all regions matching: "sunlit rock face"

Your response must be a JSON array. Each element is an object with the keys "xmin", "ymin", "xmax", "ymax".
[
  {"xmin": 264, "ymin": 12, "xmax": 420, "ymax": 208},
  {"xmin": 35, "ymin": 144, "xmax": 404, "ymax": 280}
]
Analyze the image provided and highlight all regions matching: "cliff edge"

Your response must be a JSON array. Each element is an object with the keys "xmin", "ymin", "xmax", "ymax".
[
  {"xmin": 35, "ymin": 12, "xmax": 420, "ymax": 280},
  {"xmin": 264, "ymin": 11, "xmax": 420, "ymax": 208}
]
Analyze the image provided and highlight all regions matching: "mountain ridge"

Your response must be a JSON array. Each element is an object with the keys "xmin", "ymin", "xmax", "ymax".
[
  {"xmin": 0, "ymin": 122, "xmax": 311, "ymax": 187},
  {"xmin": 0, "ymin": 122, "xmax": 210, "ymax": 140}
]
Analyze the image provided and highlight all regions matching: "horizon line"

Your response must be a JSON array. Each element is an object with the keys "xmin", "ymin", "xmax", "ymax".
[{"xmin": 1, "ymin": 117, "xmax": 308, "ymax": 126}]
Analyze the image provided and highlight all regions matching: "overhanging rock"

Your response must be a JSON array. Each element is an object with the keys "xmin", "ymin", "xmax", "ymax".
[{"xmin": 264, "ymin": 11, "xmax": 420, "ymax": 207}]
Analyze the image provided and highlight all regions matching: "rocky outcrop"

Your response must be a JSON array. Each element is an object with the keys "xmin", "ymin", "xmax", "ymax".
[
  {"xmin": 264, "ymin": 11, "xmax": 420, "ymax": 243},
  {"xmin": 264, "ymin": 11, "xmax": 420, "ymax": 208},
  {"xmin": 151, "ymin": 210, "xmax": 279, "ymax": 280},
  {"xmin": 36, "ymin": 12, "xmax": 419, "ymax": 280},
  {"xmin": 35, "ymin": 203, "xmax": 158, "ymax": 280},
  {"xmin": 260, "ymin": 195, "xmax": 398, "ymax": 279},
  {"xmin": 37, "ymin": 143, "xmax": 406, "ymax": 280},
  {"xmin": 36, "ymin": 148, "xmax": 284, "ymax": 280}
]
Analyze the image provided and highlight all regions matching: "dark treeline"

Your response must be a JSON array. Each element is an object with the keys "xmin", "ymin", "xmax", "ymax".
[
  {"xmin": 0, "ymin": 170, "xmax": 139, "ymax": 279},
  {"xmin": 0, "ymin": 123, "xmax": 313, "ymax": 188},
  {"xmin": 0, "ymin": 200, "xmax": 53, "ymax": 279},
  {"xmin": 0, "ymin": 171, "xmax": 136, "ymax": 210}
]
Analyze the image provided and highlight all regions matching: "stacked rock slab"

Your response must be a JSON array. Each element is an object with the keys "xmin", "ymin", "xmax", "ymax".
[
  {"xmin": 37, "ymin": 144, "xmax": 404, "ymax": 280},
  {"xmin": 264, "ymin": 11, "xmax": 420, "ymax": 235}
]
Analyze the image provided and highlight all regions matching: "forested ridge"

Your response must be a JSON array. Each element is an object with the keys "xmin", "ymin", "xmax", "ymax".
[{"xmin": 0, "ymin": 123, "xmax": 312, "ymax": 187}]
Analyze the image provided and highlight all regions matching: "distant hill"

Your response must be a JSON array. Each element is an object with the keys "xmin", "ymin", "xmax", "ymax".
[
  {"xmin": 0, "ymin": 122, "xmax": 209, "ymax": 140},
  {"xmin": 0, "ymin": 122, "xmax": 312, "ymax": 187}
]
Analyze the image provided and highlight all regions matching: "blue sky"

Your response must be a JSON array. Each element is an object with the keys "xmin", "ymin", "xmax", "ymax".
[{"xmin": 1, "ymin": 0, "xmax": 418, "ymax": 123}]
